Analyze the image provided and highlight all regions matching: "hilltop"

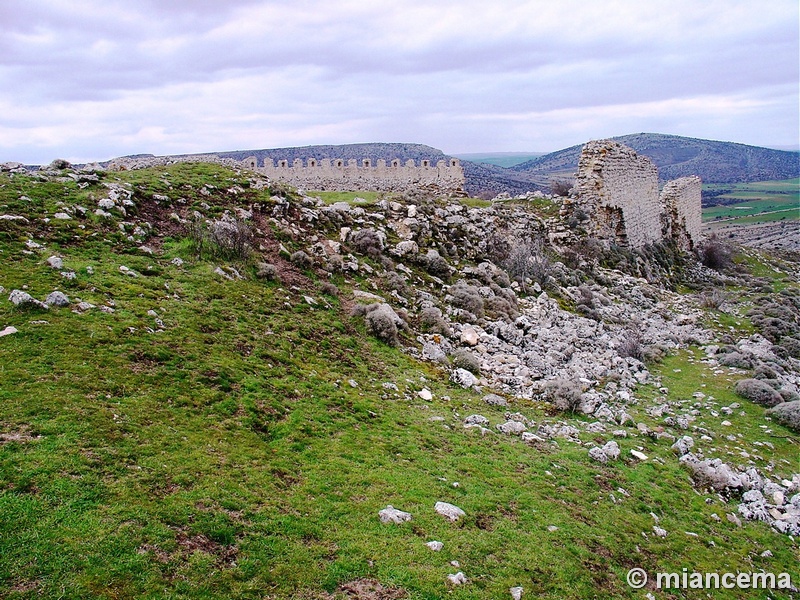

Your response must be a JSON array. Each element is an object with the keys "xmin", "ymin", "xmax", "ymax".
[
  {"xmin": 1, "ymin": 160, "xmax": 798, "ymax": 599},
  {"xmin": 511, "ymin": 133, "xmax": 800, "ymax": 186}
]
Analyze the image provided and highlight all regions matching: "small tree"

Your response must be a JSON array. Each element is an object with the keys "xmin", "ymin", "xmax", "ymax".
[{"xmin": 503, "ymin": 237, "xmax": 551, "ymax": 293}]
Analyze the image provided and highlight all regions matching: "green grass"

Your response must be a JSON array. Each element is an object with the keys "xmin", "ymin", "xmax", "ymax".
[
  {"xmin": 702, "ymin": 178, "xmax": 799, "ymax": 224},
  {"xmin": 308, "ymin": 191, "xmax": 382, "ymax": 205},
  {"xmin": 0, "ymin": 164, "xmax": 798, "ymax": 599}
]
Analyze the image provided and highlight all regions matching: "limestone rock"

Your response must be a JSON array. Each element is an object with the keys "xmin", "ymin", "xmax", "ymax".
[
  {"xmin": 9, "ymin": 290, "xmax": 48, "ymax": 310},
  {"xmin": 435, "ymin": 501, "xmax": 466, "ymax": 521},
  {"xmin": 450, "ymin": 368, "xmax": 477, "ymax": 388},
  {"xmin": 447, "ymin": 572, "xmax": 467, "ymax": 585},
  {"xmin": 483, "ymin": 393, "xmax": 508, "ymax": 406},
  {"xmin": 378, "ymin": 505, "xmax": 411, "ymax": 524},
  {"xmin": 496, "ymin": 420, "xmax": 527, "ymax": 435},
  {"xmin": 426, "ymin": 541, "xmax": 443, "ymax": 552},
  {"xmin": 45, "ymin": 291, "xmax": 70, "ymax": 307},
  {"xmin": 46, "ymin": 256, "xmax": 63, "ymax": 269},
  {"xmin": 671, "ymin": 436, "xmax": 695, "ymax": 456}
]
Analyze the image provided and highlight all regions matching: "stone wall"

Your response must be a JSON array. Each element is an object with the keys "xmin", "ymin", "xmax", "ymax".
[
  {"xmin": 253, "ymin": 157, "xmax": 465, "ymax": 194},
  {"xmin": 565, "ymin": 140, "xmax": 702, "ymax": 250},
  {"xmin": 659, "ymin": 176, "xmax": 702, "ymax": 251},
  {"xmin": 107, "ymin": 154, "xmax": 466, "ymax": 196}
]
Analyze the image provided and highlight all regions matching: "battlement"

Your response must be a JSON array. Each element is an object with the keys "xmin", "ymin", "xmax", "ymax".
[
  {"xmin": 242, "ymin": 156, "xmax": 465, "ymax": 194},
  {"xmin": 105, "ymin": 153, "xmax": 465, "ymax": 195}
]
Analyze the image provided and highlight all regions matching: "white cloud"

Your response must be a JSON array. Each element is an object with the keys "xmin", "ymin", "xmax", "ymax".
[{"xmin": 0, "ymin": 0, "xmax": 797, "ymax": 163}]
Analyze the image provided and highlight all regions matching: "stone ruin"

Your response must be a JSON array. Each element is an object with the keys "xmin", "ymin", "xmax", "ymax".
[
  {"xmin": 251, "ymin": 157, "xmax": 466, "ymax": 195},
  {"xmin": 107, "ymin": 153, "xmax": 466, "ymax": 196},
  {"xmin": 562, "ymin": 140, "xmax": 702, "ymax": 250}
]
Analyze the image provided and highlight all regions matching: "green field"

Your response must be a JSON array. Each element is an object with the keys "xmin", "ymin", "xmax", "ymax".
[
  {"xmin": 454, "ymin": 154, "xmax": 545, "ymax": 168},
  {"xmin": 702, "ymin": 178, "xmax": 799, "ymax": 225}
]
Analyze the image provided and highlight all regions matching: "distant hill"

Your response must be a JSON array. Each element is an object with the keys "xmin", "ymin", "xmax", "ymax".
[
  {"xmin": 211, "ymin": 142, "xmax": 451, "ymax": 166},
  {"xmin": 454, "ymin": 152, "xmax": 546, "ymax": 168},
  {"xmin": 511, "ymin": 133, "xmax": 800, "ymax": 184}
]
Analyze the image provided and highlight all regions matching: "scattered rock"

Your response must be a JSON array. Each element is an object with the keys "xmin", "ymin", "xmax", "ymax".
[
  {"xmin": 0, "ymin": 326, "xmax": 18, "ymax": 337},
  {"xmin": 589, "ymin": 440, "xmax": 621, "ymax": 463},
  {"xmin": 464, "ymin": 414, "xmax": 489, "ymax": 426},
  {"xmin": 46, "ymin": 256, "xmax": 63, "ymax": 269},
  {"xmin": 460, "ymin": 326, "xmax": 479, "ymax": 346},
  {"xmin": 483, "ymin": 393, "xmax": 508, "ymax": 406},
  {"xmin": 8, "ymin": 290, "xmax": 48, "ymax": 310},
  {"xmin": 447, "ymin": 572, "xmax": 467, "ymax": 585},
  {"xmin": 671, "ymin": 436, "xmax": 694, "ymax": 456},
  {"xmin": 496, "ymin": 420, "xmax": 527, "ymax": 435},
  {"xmin": 450, "ymin": 368, "xmax": 477, "ymax": 388},
  {"xmin": 44, "ymin": 291, "xmax": 70, "ymax": 307},
  {"xmin": 378, "ymin": 505, "xmax": 411, "ymax": 524},
  {"xmin": 510, "ymin": 586, "xmax": 524, "ymax": 600},
  {"xmin": 681, "ymin": 455, "xmax": 743, "ymax": 492},
  {"xmin": 425, "ymin": 541, "xmax": 443, "ymax": 552},
  {"xmin": 434, "ymin": 501, "xmax": 465, "ymax": 522}
]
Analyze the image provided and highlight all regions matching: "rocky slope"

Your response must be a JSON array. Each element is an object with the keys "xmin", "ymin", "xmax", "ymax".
[{"xmin": 1, "ymin": 161, "xmax": 799, "ymax": 598}]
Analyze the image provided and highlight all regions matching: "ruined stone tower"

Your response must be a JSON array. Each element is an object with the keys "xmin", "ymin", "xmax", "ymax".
[{"xmin": 565, "ymin": 140, "xmax": 702, "ymax": 250}]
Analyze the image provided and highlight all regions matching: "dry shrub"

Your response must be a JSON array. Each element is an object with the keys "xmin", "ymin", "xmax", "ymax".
[
  {"xmin": 450, "ymin": 282, "xmax": 484, "ymax": 319},
  {"xmin": 350, "ymin": 228, "xmax": 384, "ymax": 258},
  {"xmin": 697, "ymin": 235, "xmax": 733, "ymax": 271},
  {"xmin": 734, "ymin": 378, "xmax": 784, "ymax": 407},
  {"xmin": 766, "ymin": 400, "xmax": 800, "ymax": 433},
  {"xmin": 424, "ymin": 249, "xmax": 450, "ymax": 277},
  {"xmin": 290, "ymin": 250, "xmax": 312, "ymax": 269},
  {"xmin": 618, "ymin": 329, "xmax": 644, "ymax": 361},
  {"xmin": 450, "ymin": 348, "xmax": 481, "ymax": 374},
  {"xmin": 208, "ymin": 218, "xmax": 253, "ymax": 260},
  {"xmin": 503, "ymin": 237, "xmax": 552, "ymax": 292},
  {"xmin": 256, "ymin": 262, "xmax": 279, "ymax": 281},
  {"xmin": 542, "ymin": 378, "xmax": 582, "ymax": 412},
  {"xmin": 353, "ymin": 303, "xmax": 402, "ymax": 346},
  {"xmin": 419, "ymin": 306, "xmax": 451, "ymax": 335},
  {"xmin": 550, "ymin": 179, "xmax": 573, "ymax": 196}
]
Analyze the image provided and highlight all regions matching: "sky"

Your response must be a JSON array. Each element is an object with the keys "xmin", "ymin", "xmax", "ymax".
[{"xmin": 1, "ymin": 0, "xmax": 798, "ymax": 164}]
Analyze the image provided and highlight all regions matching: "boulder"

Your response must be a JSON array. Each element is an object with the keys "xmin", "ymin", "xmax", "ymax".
[
  {"xmin": 450, "ymin": 368, "xmax": 477, "ymax": 388},
  {"xmin": 766, "ymin": 400, "xmax": 800, "ymax": 433},
  {"xmin": 434, "ymin": 501, "xmax": 466, "ymax": 521},
  {"xmin": 9, "ymin": 290, "xmax": 48, "ymax": 310},
  {"xmin": 45, "ymin": 291, "xmax": 70, "ymax": 307},
  {"xmin": 378, "ymin": 505, "xmax": 411, "ymax": 524}
]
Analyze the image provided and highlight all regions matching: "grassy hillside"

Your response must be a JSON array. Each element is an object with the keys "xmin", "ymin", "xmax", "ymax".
[{"xmin": 1, "ymin": 163, "xmax": 798, "ymax": 599}]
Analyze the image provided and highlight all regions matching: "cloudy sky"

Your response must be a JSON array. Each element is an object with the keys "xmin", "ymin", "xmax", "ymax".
[{"xmin": 1, "ymin": 0, "xmax": 798, "ymax": 164}]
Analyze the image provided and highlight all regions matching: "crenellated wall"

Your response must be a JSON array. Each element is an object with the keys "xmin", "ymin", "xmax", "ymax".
[
  {"xmin": 108, "ymin": 154, "xmax": 466, "ymax": 195},
  {"xmin": 251, "ymin": 157, "xmax": 465, "ymax": 194}
]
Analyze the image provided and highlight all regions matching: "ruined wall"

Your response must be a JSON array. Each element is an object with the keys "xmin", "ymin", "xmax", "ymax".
[
  {"xmin": 571, "ymin": 140, "xmax": 662, "ymax": 249},
  {"xmin": 254, "ymin": 157, "xmax": 465, "ymax": 194},
  {"xmin": 107, "ymin": 154, "xmax": 466, "ymax": 196},
  {"xmin": 565, "ymin": 140, "xmax": 702, "ymax": 250},
  {"xmin": 659, "ymin": 176, "xmax": 702, "ymax": 251}
]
